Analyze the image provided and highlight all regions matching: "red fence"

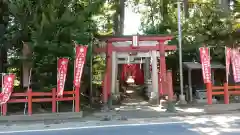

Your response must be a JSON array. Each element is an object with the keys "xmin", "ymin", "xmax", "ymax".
[
  {"xmin": 206, "ymin": 83, "xmax": 240, "ymax": 105},
  {"xmin": 1, "ymin": 88, "xmax": 80, "ymax": 116}
]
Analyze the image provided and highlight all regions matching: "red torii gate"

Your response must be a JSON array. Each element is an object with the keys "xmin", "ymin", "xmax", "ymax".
[{"xmin": 94, "ymin": 35, "xmax": 177, "ymax": 104}]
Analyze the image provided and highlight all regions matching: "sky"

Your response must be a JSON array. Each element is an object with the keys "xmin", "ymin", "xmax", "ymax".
[{"xmin": 123, "ymin": 6, "xmax": 141, "ymax": 35}]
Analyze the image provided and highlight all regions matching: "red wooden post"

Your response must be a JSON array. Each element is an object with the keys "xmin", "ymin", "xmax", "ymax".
[
  {"xmin": 102, "ymin": 42, "xmax": 112, "ymax": 104},
  {"xmin": 206, "ymin": 83, "xmax": 212, "ymax": 105},
  {"xmin": 223, "ymin": 83, "xmax": 229, "ymax": 104},
  {"xmin": 52, "ymin": 88, "xmax": 56, "ymax": 113},
  {"xmin": 75, "ymin": 86, "xmax": 80, "ymax": 112},
  {"xmin": 28, "ymin": 88, "xmax": 32, "ymax": 115},
  {"xmin": 2, "ymin": 103, "xmax": 7, "ymax": 116},
  {"xmin": 166, "ymin": 70, "xmax": 174, "ymax": 101},
  {"xmin": 102, "ymin": 74, "xmax": 108, "ymax": 104},
  {"xmin": 158, "ymin": 41, "xmax": 167, "ymax": 96},
  {"xmin": 106, "ymin": 42, "xmax": 112, "ymax": 97}
]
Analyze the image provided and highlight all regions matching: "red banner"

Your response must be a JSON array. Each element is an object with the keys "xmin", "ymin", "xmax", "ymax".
[
  {"xmin": 231, "ymin": 49, "xmax": 240, "ymax": 83},
  {"xmin": 225, "ymin": 47, "xmax": 231, "ymax": 82},
  {"xmin": 57, "ymin": 58, "xmax": 69, "ymax": 96},
  {"xmin": 0, "ymin": 74, "xmax": 15, "ymax": 104},
  {"xmin": 199, "ymin": 47, "xmax": 211, "ymax": 83},
  {"xmin": 74, "ymin": 45, "xmax": 88, "ymax": 88}
]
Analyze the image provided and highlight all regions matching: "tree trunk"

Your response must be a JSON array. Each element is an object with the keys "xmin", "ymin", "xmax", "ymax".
[
  {"xmin": 0, "ymin": 1, "xmax": 9, "ymax": 85},
  {"xmin": 119, "ymin": 0, "xmax": 125, "ymax": 35},
  {"xmin": 219, "ymin": 0, "xmax": 230, "ymax": 13},
  {"xmin": 113, "ymin": 0, "xmax": 125, "ymax": 36},
  {"xmin": 22, "ymin": 42, "xmax": 32, "ymax": 89},
  {"xmin": 183, "ymin": 0, "xmax": 189, "ymax": 18}
]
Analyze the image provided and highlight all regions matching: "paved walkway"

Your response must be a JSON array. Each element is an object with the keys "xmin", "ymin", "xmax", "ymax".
[{"xmin": 1, "ymin": 114, "xmax": 240, "ymax": 135}]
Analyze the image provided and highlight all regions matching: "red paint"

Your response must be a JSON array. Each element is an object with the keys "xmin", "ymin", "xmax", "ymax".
[
  {"xmin": 74, "ymin": 45, "xmax": 88, "ymax": 87},
  {"xmin": 2, "ymin": 88, "xmax": 77, "ymax": 115},
  {"xmin": 107, "ymin": 43, "xmax": 112, "ymax": 96},
  {"xmin": 103, "ymin": 35, "xmax": 173, "ymax": 42},
  {"xmin": 57, "ymin": 58, "xmax": 69, "ymax": 96},
  {"xmin": 206, "ymin": 83, "xmax": 213, "ymax": 105},
  {"xmin": 0, "ymin": 74, "xmax": 15, "ymax": 105},
  {"xmin": 95, "ymin": 45, "xmax": 176, "ymax": 53},
  {"xmin": 102, "ymin": 42, "xmax": 112, "ymax": 104},
  {"xmin": 75, "ymin": 86, "xmax": 80, "ymax": 112},
  {"xmin": 28, "ymin": 89, "xmax": 32, "ymax": 115},
  {"xmin": 2, "ymin": 104, "xmax": 7, "ymax": 116},
  {"xmin": 231, "ymin": 49, "xmax": 240, "ymax": 82},
  {"xmin": 159, "ymin": 42, "xmax": 167, "ymax": 96},
  {"xmin": 97, "ymin": 35, "xmax": 177, "ymax": 104},
  {"xmin": 199, "ymin": 47, "xmax": 211, "ymax": 83},
  {"xmin": 121, "ymin": 64, "xmax": 144, "ymax": 85},
  {"xmin": 166, "ymin": 71, "xmax": 174, "ymax": 101},
  {"xmin": 223, "ymin": 83, "xmax": 229, "ymax": 104},
  {"xmin": 52, "ymin": 88, "xmax": 56, "ymax": 113}
]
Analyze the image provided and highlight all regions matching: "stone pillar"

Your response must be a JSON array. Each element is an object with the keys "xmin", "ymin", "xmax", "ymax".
[
  {"xmin": 116, "ymin": 80, "xmax": 120, "ymax": 94},
  {"xmin": 144, "ymin": 57, "xmax": 150, "ymax": 81},
  {"xmin": 150, "ymin": 51, "xmax": 159, "ymax": 104},
  {"xmin": 111, "ymin": 51, "xmax": 117, "ymax": 94}
]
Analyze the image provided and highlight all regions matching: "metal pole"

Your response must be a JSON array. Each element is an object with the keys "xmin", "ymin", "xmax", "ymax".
[
  {"xmin": 177, "ymin": 1, "xmax": 185, "ymax": 103},
  {"xmin": 89, "ymin": 39, "xmax": 93, "ymax": 105},
  {"xmin": 1, "ymin": 73, "xmax": 3, "ymax": 115},
  {"xmin": 24, "ymin": 68, "xmax": 32, "ymax": 115},
  {"xmin": 89, "ymin": 0, "xmax": 93, "ymax": 106}
]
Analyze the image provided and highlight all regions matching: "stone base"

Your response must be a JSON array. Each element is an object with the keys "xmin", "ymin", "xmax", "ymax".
[
  {"xmin": 149, "ymin": 98, "xmax": 158, "ymax": 105},
  {"xmin": 178, "ymin": 94, "xmax": 187, "ymax": 105},
  {"xmin": 111, "ymin": 93, "xmax": 121, "ymax": 105},
  {"xmin": 165, "ymin": 101, "xmax": 176, "ymax": 112},
  {"xmin": 196, "ymin": 98, "xmax": 217, "ymax": 104}
]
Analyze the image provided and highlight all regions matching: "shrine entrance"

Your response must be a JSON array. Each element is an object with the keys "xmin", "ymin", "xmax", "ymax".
[{"xmin": 95, "ymin": 35, "xmax": 177, "ymax": 105}]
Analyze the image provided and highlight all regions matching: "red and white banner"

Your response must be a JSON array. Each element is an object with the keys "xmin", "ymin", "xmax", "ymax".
[
  {"xmin": 0, "ymin": 74, "xmax": 15, "ymax": 104},
  {"xmin": 225, "ymin": 47, "xmax": 231, "ymax": 82},
  {"xmin": 199, "ymin": 47, "xmax": 211, "ymax": 83},
  {"xmin": 231, "ymin": 49, "xmax": 240, "ymax": 83},
  {"xmin": 74, "ymin": 45, "xmax": 88, "ymax": 88},
  {"xmin": 57, "ymin": 58, "xmax": 69, "ymax": 96}
]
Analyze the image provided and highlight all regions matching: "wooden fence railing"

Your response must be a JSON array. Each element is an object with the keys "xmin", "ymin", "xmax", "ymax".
[
  {"xmin": 206, "ymin": 83, "xmax": 240, "ymax": 105},
  {"xmin": 1, "ymin": 88, "xmax": 79, "ymax": 116}
]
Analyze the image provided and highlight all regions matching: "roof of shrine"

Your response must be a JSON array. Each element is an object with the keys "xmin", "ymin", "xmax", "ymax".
[{"xmin": 183, "ymin": 62, "xmax": 225, "ymax": 70}]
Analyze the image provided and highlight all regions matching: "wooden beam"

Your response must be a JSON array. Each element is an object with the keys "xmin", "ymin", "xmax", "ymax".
[
  {"xmin": 94, "ymin": 45, "xmax": 177, "ymax": 53},
  {"xmin": 96, "ymin": 35, "xmax": 174, "ymax": 42},
  {"xmin": 105, "ymin": 36, "xmax": 173, "ymax": 42}
]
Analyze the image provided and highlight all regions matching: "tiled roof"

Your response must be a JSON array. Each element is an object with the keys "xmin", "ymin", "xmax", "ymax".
[{"xmin": 183, "ymin": 62, "xmax": 225, "ymax": 69}]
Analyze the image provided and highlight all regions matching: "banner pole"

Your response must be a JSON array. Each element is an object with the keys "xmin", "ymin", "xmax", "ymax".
[
  {"xmin": 24, "ymin": 68, "xmax": 32, "ymax": 115},
  {"xmin": 72, "ymin": 44, "xmax": 76, "ymax": 112},
  {"xmin": 0, "ymin": 73, "xmax": 4, "ymax": 116},
  {"xmin": 225, "ymin": 47, "xmax": 228, "ymax": 83},
  {"xmin": 56, "ymin": 57, "xmax": 59, "ymax": 113}
]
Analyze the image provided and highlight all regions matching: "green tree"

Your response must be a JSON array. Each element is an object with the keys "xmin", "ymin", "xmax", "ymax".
[{"xmin": 4, "ymin": 0, "xmax": 108, "ymax": 92}]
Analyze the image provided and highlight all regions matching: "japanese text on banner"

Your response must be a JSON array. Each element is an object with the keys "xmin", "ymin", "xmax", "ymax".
[
  {"xmin": 74, "ymin": 45, "xmax": 88, "ymax": 87},
  {"xmin": 0, "ymin": 74, "xmax": 15, "ymax": 104},
  {"xmin": 231, "ymin": 49, "xmax": 240, "ymax": 83},
  {"xmin": 199, "ymin": 47, "xmax": 211, "ymax": 83},
  {"xmin": 57, "ymin": 58, "xmax": 69, "ymax": 96}
]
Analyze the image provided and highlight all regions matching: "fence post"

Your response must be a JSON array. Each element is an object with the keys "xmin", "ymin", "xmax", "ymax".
[
  {"xmin": 206, "ymin": 83, "xmax": 212, "ymax": 105},
  {"xmin": 223, "ymin": 83, "xmax": 229, "ymax": 104},
  {"xmin": 2, "ymin": 103, "xmax": 7, "ymax": 116},
  {"xmin": 52, "ymin": 88, "xmax": 56, "ymax": 113},
  {"xmin": 28, "ymin": 89, "xmax": 32, "ymax": 115},
  {"xmin": 75, "ymin": 86, "xmax": 80, "ymax": 112}
]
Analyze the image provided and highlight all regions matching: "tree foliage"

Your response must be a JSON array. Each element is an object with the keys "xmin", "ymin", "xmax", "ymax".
[{"xmin": 3, "ymin": 0, "xmax": 109, "ymax": 91}]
